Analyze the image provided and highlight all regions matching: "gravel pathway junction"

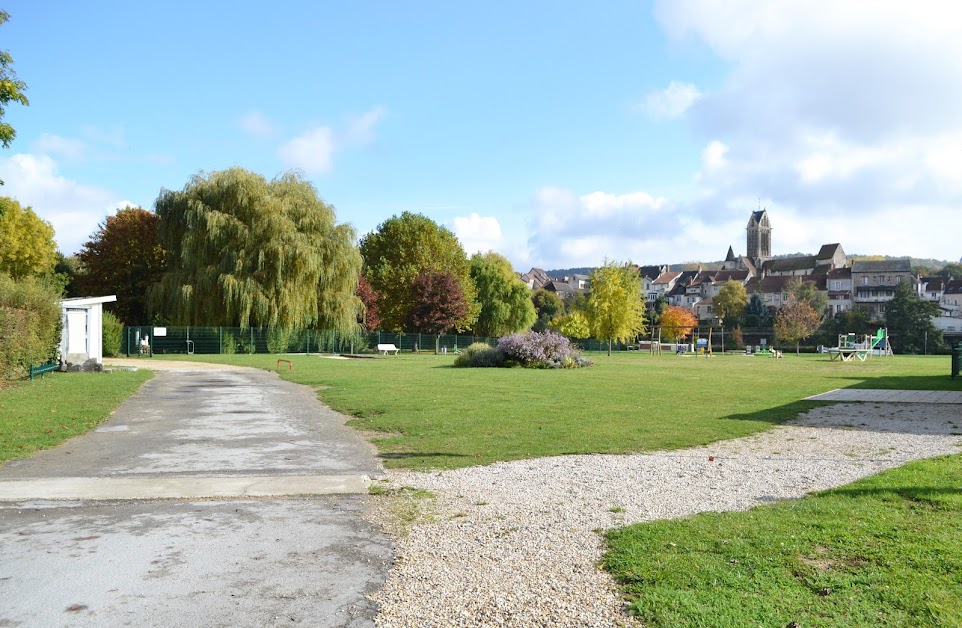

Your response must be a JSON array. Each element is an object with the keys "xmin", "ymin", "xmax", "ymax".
[{"xmin": 369, "ymin": 401, "xmax": 962, "ymax": 627}]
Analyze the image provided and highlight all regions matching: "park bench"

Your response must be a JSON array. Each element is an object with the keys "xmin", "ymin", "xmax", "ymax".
[{"xmin": 377, "ymin": 343, "xmax": 400, "ymax": 355}]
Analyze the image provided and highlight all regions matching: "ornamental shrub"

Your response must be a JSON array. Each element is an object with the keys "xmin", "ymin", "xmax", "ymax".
[
  {"xmin": 453, "ymin": 342, "xmax": 504, "ymax": 368},
  {"xmin": 101, "ymin": 311, "xmax": 123, "ymax": 357},
  {"xmin": 497, "ymin": 330, "xmax": 577, "ymax": 367}
]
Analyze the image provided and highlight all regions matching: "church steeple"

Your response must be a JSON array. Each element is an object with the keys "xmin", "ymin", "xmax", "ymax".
[
  {"xmin": 747, "ymin": 209, "xmax": 772, "ymax": 262},
  {"xmin": 725, "ymin": 245, "xmax": 736, "ymax": 263}
]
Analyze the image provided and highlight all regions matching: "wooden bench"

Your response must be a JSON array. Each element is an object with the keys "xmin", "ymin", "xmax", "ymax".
[{"xmin": 377, "ymin": 343, "xmax": 400, "ymax": 355}]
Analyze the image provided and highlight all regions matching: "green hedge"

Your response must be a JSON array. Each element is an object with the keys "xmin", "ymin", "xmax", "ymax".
[{"xmin": 0, "ymin": 274, "xmax": 62, "ymax": 379}]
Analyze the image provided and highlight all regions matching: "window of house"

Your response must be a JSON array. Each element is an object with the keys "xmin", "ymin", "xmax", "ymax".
[
  {"xmin": 897, "ymin": 276, "xmax": 902, "ymax": 283},
  {"xmin": 862, "ymin": 277, "xmax": 868, "ymax": 285},
  {"xmin": 833, "ymin": 281, "xmax": 841, "ymax": 290}
]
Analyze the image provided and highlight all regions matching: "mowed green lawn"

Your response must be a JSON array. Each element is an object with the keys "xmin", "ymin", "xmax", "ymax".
[
  {"xmin": 0, "ymin": 369, "xmax": 153, "ymax": 463},
  {"xmin": 604, "ymin": 453, "xmax": 962, "ymax": 626},
  {"xmin": 153, "ymin": 352, "xmax": 962, "ymax": 470}
]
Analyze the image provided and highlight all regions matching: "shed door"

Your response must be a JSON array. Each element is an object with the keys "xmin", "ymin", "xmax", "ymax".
[{"xmin": 66, "ymin": 309, "xmax": 88, "ymax": 355}]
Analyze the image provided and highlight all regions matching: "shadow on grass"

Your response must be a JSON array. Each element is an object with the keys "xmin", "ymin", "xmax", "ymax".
[
  {"xmin": 828, "ymin": 485, "xmax": 962, "ymax": 500},
  {"xmin": 838, "ymin": 374, "xmax": 962, "ymax": 391},
  {"xmin": 720, "ymin": 399, "xmax": 962, "ymax": 437},
  {"xmin": 378, "ymin": 452, "xmax": 472, "ymax": 460}
]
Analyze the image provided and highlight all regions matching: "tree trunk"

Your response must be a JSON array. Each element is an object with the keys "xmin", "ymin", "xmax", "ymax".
[
  {"xmin": 796, "ymin": 341, "xmax": 800, "ymax": 356},
  {"xmin": 607, "ymin": 339, "xmax": 612, "ymax": 356}
]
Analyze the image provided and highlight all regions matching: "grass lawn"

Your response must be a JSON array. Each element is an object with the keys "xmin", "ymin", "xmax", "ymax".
[
  {"xmin": 150, "ymin": 352, "xmax": 962, "ymax": 470},
  {"xmin": 603, "ymin": 453, "xmax": 962, "ymax": 626},
  {"xmin": 0, "ymin": 370, "xmax": 153, "ymax": 463}
]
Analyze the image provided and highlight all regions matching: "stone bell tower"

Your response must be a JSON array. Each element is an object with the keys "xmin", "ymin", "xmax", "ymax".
[{"xmin": 746, "ymin": 209, "xmax": 772, "ymax": 264}]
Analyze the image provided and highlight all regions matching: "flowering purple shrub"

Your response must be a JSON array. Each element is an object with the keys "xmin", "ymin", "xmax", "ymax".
[{"xmin": 497, "ymin": 330, "xmax": 578, "ymax": 367}]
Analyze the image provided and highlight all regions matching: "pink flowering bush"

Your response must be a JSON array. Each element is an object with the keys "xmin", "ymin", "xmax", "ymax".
[{"xmin": 496, "ymin": 330, "xmax": 591, "ymax": 368}]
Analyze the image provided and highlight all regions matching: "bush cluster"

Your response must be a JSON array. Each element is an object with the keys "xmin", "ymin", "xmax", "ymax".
[
  {"xmin": 0, "ymin": 274, "xmax": 62, "ymax": 379},
  {"xmin": 102, "ymin": 311, "xmax": 123, "ymax": 357},
  {"xmin": 497, "ymin": 330, "xmax": 579, "ymax": 367},
  {"xmin": 453, "ymin": 331, "xmax": 592, "ymax": 369},
  {"xmin": 453, "ymin": 342, "xmax": 504, "ymax": 368}
]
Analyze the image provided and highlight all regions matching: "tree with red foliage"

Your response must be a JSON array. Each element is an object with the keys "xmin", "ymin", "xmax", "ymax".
[
  {"xmin": 356, "ymin": 274, "xmax": 381, "ymax": 331},
  {"xmin": 407, "ymin": 270, "xmax": 470, "ymax": 352},
  {"xmin": 76, "ymin": 207, "xmax": 166, "ymax": 325}
]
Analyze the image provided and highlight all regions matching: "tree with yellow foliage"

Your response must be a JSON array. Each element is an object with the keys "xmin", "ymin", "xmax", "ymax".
[{"xmin": 0, "ymin": 197, "xmax": 56, "ymax": 278}]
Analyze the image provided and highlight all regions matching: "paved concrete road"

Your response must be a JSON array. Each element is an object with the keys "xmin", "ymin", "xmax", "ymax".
[{"xmin": 0, "ymin": 364, "xmax": 391, "ymax": 627}]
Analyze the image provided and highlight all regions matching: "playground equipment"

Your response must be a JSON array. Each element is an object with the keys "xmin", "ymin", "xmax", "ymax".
[{"xmin": 828, "ymin": 328, "xmax": 892, "ymax": 362}]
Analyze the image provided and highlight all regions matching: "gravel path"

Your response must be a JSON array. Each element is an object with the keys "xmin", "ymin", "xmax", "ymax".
[{"xmin": 369, "ymin": 402, "xmax": 962, "ymax": 626}]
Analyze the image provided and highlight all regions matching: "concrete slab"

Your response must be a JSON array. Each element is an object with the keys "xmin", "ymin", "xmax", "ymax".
[
  {"xmin": 806, "ymin": 389, "xmax": 962, "ymax": 403},
  {"xmin": 0, "ymin": 474, "xmax": 371, "ymax": 501},
  {"xmin": 0, "ymin": 498, "xmax": 391, "ymax": 627},
  {"xmin": 0, "ymin": 365, "xmax": 390, "ymax": 627}
]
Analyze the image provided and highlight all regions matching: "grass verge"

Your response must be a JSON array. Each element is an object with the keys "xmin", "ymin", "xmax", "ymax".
[
  {"xmin": 149, "ymin": 352, "xmax": 961, "ymax": 470},
  {"xmin": 0, "ymin": 370, "xmax": 153, "ymax": 463},
  {"xmin": 603, "ymin": 453, "xmax": 962, "ymax": 627}
]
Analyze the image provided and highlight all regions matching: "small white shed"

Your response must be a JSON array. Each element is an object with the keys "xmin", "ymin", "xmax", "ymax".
[{"xmin": 59, "ymin": 295, "xmax": 117, "ymax": 371}]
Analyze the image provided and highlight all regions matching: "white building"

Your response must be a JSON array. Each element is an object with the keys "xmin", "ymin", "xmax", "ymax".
[{"xmin": 59, "ymin": 295, "xmax": 117, "ymax": 371}]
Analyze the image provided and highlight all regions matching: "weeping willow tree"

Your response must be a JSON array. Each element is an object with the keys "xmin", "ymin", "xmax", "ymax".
[{"xmin": 150, "ymin": 168, "xmax": 362, "ymax": 332}]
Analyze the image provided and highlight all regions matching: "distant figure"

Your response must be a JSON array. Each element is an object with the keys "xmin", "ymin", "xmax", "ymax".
[{"xmin": 140, "ymin": 337, "xmax": 150, "ymax": 355}]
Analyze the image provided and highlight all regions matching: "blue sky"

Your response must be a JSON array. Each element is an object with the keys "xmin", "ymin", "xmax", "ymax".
[{"xmin": 2, "ymin": 1, "xmax": 961, "ymax": 270}]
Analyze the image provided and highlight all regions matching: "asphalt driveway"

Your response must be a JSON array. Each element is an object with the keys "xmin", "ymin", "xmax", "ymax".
[{"xmin": 0, "ymin": 362, "xmax": 391, "ymax": 627}]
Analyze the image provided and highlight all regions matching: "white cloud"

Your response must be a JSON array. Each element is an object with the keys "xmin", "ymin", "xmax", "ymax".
[
  {"xmin": 240, "ymin": 110, "xmax": 277, "ymax": 139},
  {"xmin": 619, "ymin": 0, "xmax": 962, "ymax": 263},
  {"xmin": 639, "ymin": 81, "xmax": 702, "ymax": 120},
  {"xmin": 277, "ymin": 126, "xmax": 335, "ymax": 175},
  {"xmin": 276, "ymin": 106, "xmax": 386, "ymax": 175},
  {"xmin": 525, "ymin": 186, "xmax": 677, "ymax": 268},
  {"xmin": 31, "ymin": 133, "xmax": 89, "ymax": 161},
  {"xmin": 0, "ymin": 153, "xmax": 134, "ymax": 255},
  {"xmin": 451, "ymin": 212, "xmax": 504, "ymax": 256},
  {"xmin": 344, "ymin": 106, "xmax": 387, "ymax": 146}
]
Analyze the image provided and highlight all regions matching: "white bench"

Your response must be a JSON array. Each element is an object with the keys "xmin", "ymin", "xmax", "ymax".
[{"xmin": 377, "ymin": 343, "xmax": 400, "ymax": 355}]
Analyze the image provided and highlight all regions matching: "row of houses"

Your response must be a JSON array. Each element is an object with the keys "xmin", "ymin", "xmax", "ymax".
[{"xmin": 520, "ymin": 210, "xmax": 962, "ymax": 335}]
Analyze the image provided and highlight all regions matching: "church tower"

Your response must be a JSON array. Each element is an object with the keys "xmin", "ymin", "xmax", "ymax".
[{"xmin": 746, "ymin": 209, "xmax": 772, "ymax": 263}]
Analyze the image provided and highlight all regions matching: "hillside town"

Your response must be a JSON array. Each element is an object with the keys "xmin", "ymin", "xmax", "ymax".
[{"xmin": 522, "ymin": 210, "xmax": 962, "ymax": 340}]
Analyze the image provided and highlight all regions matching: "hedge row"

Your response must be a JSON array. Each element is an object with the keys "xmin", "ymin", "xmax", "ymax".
[{"xmin": 0, "ymin": 274, "xmax": 62, "ymax": 379}]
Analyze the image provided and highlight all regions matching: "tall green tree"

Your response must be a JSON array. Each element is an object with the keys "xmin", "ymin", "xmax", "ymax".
[
  {"xmin": 714, "ymin": 280, "xmax": 748, "ymax": 325},
  {"xmin": 75, "ymin": 207, "xmax": 166, "ymax": 324},
  {"xmin": 151, "ymin": 168, "xmax": 361, "ymax": 331},
  {"xmin": 531, "ymin": 288, "xmax": 564, "ymax": 332},
  {"xmin": 786, "ymin": 277, "xmax": 828, "ymax": 315},
  {"xmin": 743, "ymin": 294, "xmax": 772, "ymax": 328},
  {"xmin": 469, "ymin": 252, "xmax": 535, "ymax": 337},
  {"xmin": 0, "ymin": 197, "xmax": 56, "ymax": 278},
  {"xmin": 0, "ymin": 11, "xmax": 28, "ymax": 155},
  {"xmin": 885, "ymin": 281, "xmax": 944, "ymax": 354},
  {"xmin": 587, "ymin": 262, "xmax": 647, "ymax": 356},
  {"xmin": 359, "ymin": 212, "xmax": 478, "ymax": 332}
]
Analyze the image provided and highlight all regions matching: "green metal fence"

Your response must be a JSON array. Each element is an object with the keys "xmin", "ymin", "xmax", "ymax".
[
  {"xmin": 952, "ymin": 342, "xmax": 961, "ymax": 379},
  {"xmin": 121, "ymin": 325, "xmax": 767, "ymax": 357},
  {"xmin": 122, "ymin": 327, "xmax": 500, "ymax": 356},
  {"xmin": 120, "ymin": 325, "xmax": 777, "ymax": 357}
]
